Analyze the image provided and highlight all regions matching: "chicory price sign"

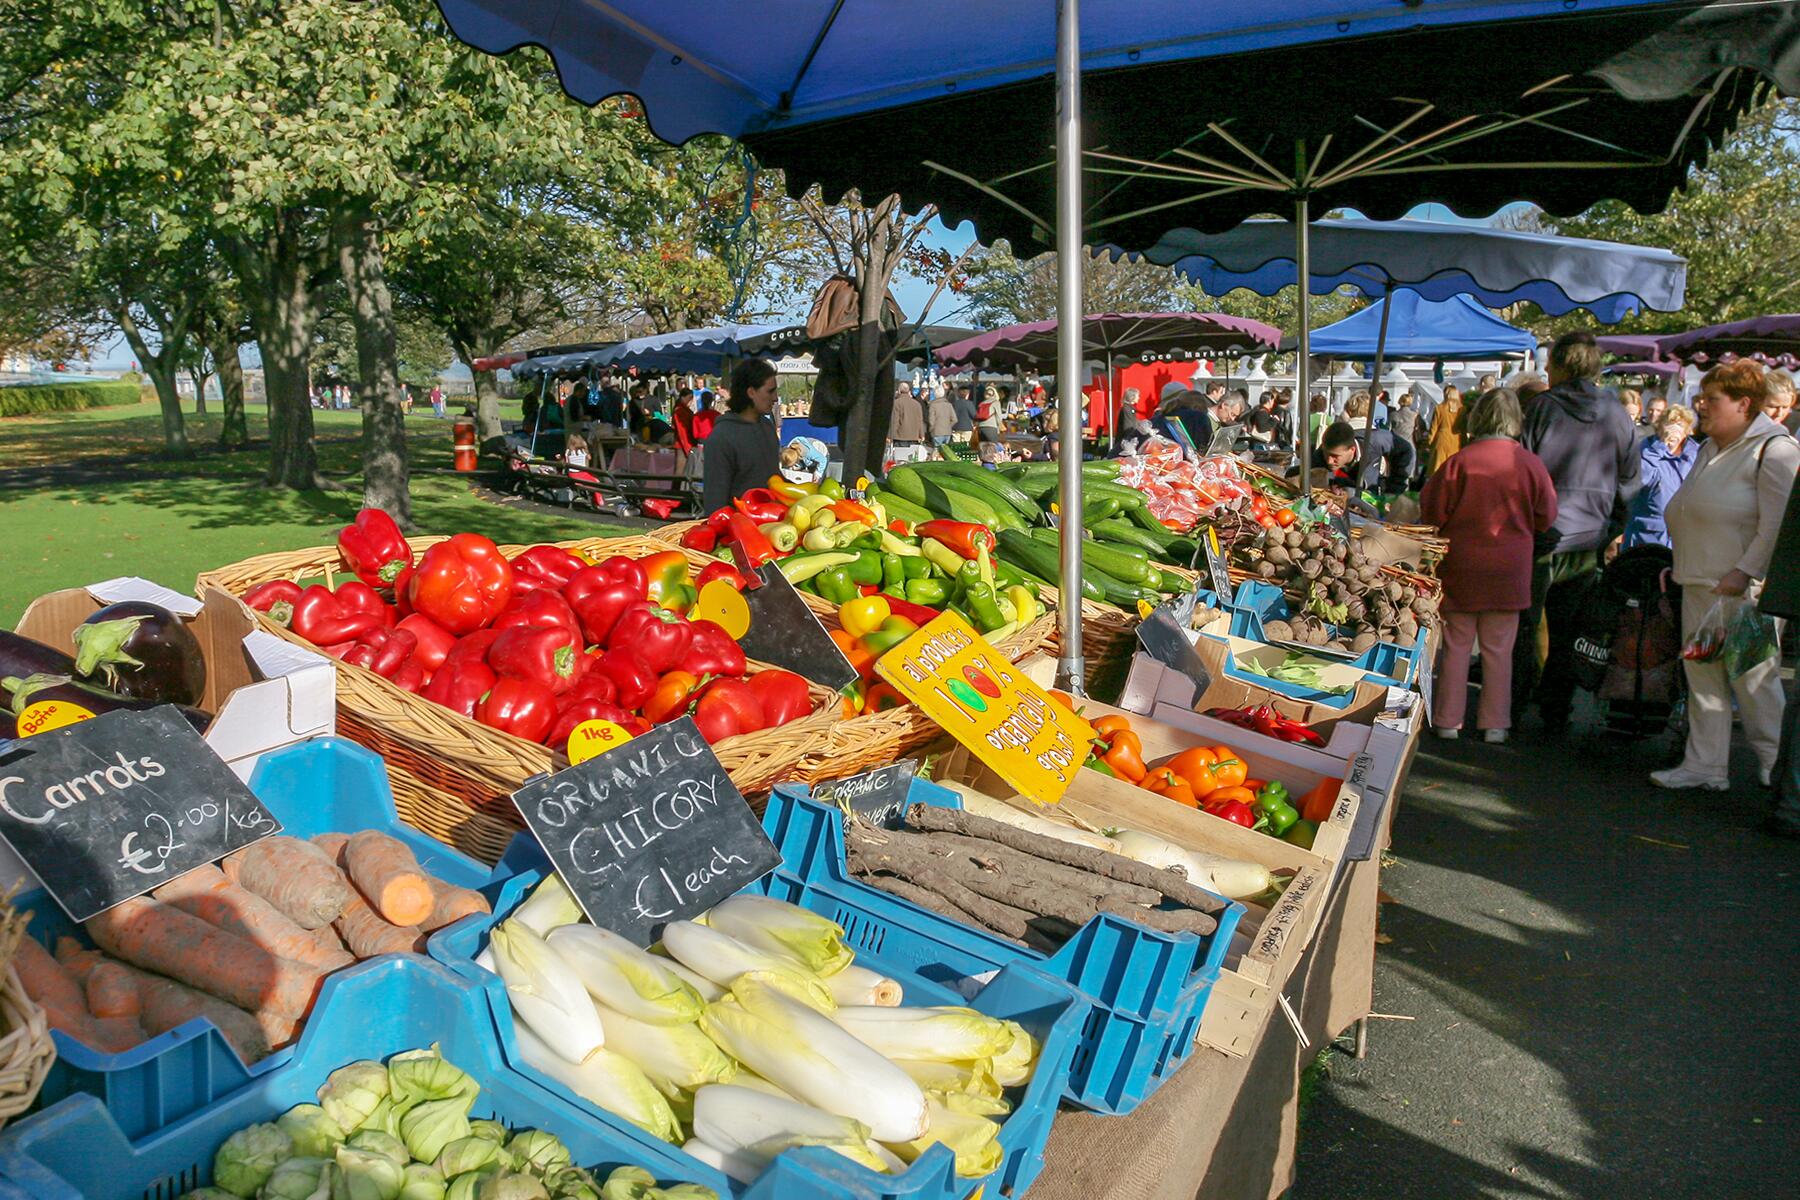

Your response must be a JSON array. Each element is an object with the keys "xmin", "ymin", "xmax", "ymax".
[
  {"xmin": 511, "ymin": 716, "xmax": 782, "ymax": 948},
  {"xmin": 0, "ymin": 707, "xmax": 280, "ymax": 922},
  {"xmin": 875, "ymin": 612, "xmax": 1094, "ymax": 806}
]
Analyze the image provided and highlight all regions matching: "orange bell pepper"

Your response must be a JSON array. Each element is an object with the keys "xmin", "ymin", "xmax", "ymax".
[
  {"xmin": 1299, "ymin": 777, "xmax": 1344, "ymax": 823},
  {"xmin": 1161, "ymin": 781, "xmax": 1199, "ymax": 808},
  {"xmin": 1165, "ymin": 746, "xmax": 1219, "ymax": 793},
  {"xmin": 1205, "ymin": 784, "xmax": 1257, "ymax": 808},
  {"xmin": 1142, "ymin": 766, "xmax": 1183, "ymax": 793},
  {"xmin": 1099, "ymin": 729, "xmax": 1147, "ymax": 782},
  {"xmin": 1243, "ymin": 778, "xmax": 1268, "ymax": 794},
  {"xmin": 1048, "ymin": 690, "xmax": 1078, "ymax": 712},
  {"xmin": 830, "ymin": 499, "xmax": 878, "ymax": 525},
  {"xmin": 861, "ymin": 682, "xmax": 906, "ymax": 714},
  {"xmin": 1091, "ymin": 714, "xmax": 1134, "ymax": 738},
  {"xmin": 1205, "ymin": 749, "xmax": 1249, "ymax": 790},
  {"xmin": 831, "ymin": 629, "xmax": 876, "ymax": 678}
]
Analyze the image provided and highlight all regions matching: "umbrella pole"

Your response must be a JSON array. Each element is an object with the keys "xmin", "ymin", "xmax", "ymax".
[
  {"xmin": 1294, "ymin": 197, "xmax": 1311, "ymax": 466},
  {"xmin": 1368, "ymin": 277, "xmax": 1393, "ymax": 439},
  {"xmin": 1054, "ymin": 0, "xmax": 1086, "ymax": 694}
]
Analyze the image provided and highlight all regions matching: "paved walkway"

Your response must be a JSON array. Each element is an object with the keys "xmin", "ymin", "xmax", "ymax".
[{"xmin": 1289, "ymin": 701, "xmax": 1798, "ymax": 1197}]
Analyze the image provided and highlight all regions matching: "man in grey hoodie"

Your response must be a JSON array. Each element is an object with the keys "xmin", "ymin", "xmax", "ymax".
[{"xmin": 1513, "ymin": 330, "xmax": 1643, "ymax": 731}]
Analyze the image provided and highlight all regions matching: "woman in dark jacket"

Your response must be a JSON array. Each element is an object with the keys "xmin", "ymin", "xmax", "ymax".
[{"xmin": 1761, "ymin": 477, "xmax": 1800, "ymax": 836}]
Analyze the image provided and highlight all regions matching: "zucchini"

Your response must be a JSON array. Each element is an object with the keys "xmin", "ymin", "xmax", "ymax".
[
  {"xmin": 1091, "ymin": 518, "xmax": 1176, "ymax": 558},
  {"xmin": 928, "ymin": 473, "xmax": 1030, "ymax": 530},
  {"xmin": 1126, "ymin": 504, "xmax": 1179, "ymax": 539},
  {"xmin": 884, "ymin": 465, "xmax": 930, "ymax": 506},
  {"xmin": 996, "ymin": 530, "xmax": 1102, "ymax": 602},
  {"xmin": 915, "ymin": 461, "xmax": 1042, "ymax": 522},
  {"xmin": 1003, "ymin": 460, "xmax": 1122, "ymax": 481},
  {"xmin": 1022, "ymin": 526, "xmax": 1152, "ymax": 587},
  {"xmin": 1079, "ymin": 480, "xmax": 1150, "ymax": 509},
  {"xmin": 866, "ymin": 482, "xmax": 933, "ymax": 526},
  {"xmin": 1081, "ymin": 497, "xmax": 1121, "ymax": 526},
  {"xmin": 918, "ymin": 476, "xmax": 1005, "ymax": 527}
]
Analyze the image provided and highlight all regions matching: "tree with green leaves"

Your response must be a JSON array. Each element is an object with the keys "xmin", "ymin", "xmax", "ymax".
[{"xmin": 956, "ymin": 244, "xmax": 1184, "ymax": 326}]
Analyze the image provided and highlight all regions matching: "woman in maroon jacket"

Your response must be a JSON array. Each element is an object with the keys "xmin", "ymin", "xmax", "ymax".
[{"xmin": 1420, "ymin": 388, "xmax": 1559, "ymax": 742}]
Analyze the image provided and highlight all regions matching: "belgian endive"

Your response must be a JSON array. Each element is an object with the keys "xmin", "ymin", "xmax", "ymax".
[
  {"xmin": 661, "ymin": 920, "xmax": 836, "ymax": 1013},
  {"xmin": 511, "ymin": 872, "xmax": 585, "ymax": 938},
  {"xmin": 592, "ymin": 1002, "xmax": 737, "ymax": 1094},
  {"xmin": 691, "ymin": 1085, "xmax": 899, "ymax": 1176},
  {"xmin": 830, "ymin": 1005, "xmax": 1013, "ymax": 1063},
  {"xmin": 488, "ymin": 920, "xmax": 606, "ymax": 1065},
  {"xmin": 547, "ymin": 924, "xmax": 706, "ymax": 1025},
  {"xmin": 699, "ymin": 977, "xmax": 928, "ymax": 1141},
  {"xmin": 703, "ymin": 896, "xmax": 854, "ymax": 976},
  {"xmin": 510, "ymin": 1020, "xmax": 682, "ymax": 1145},
  {"xmin": 885, "ymin": 1094, "xmax": 1005, "ymax": 1178}
]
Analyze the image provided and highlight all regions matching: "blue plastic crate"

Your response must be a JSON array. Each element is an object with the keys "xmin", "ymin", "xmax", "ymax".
[
  {"xmin": 24, "ymin": 737, "xmax": 503, "ymax": 1141},
  {"xmin": 429, "ymin": 866, "xmax": 1085, "ymax": 1200},
  {"xmin": 1193, "ymin": 580, "xmax": 1426, "ymax": 702},
  {"xmin": 0, "ymin": 958, "xmax": 702, "ymax": 1200}
]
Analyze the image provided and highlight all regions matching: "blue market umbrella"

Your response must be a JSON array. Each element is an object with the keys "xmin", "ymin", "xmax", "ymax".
[
  {"xmin": 1297, "ymin": 293, "xmax": 1536, "ymax": 361},
  {"xmin": 435, "ymin": 0, "xmax": 1797, "ymax": 689},
  {"xmin": 595, "ymin": 324, "xmax": 808, "ymax": 373}
]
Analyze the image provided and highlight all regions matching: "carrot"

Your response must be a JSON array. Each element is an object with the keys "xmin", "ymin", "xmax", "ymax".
[
  {"xmin": 85, "ymin": 961, "xmax": 142, "ymax": 1020},
  {"xmin": 154, "ymin": 865, "xmax": 354, "ymax": 972},
  {"xmin": 31, "ymin": 941, "xmax": 144, "ymax": 1052},
  {"xmin": 333, "ymin": 888, "xmax": 425, "ymax": 958},
  {"xmin": 86, "ymin": 1016, "xmax": 147, "ymax": 1052},
  {"xmin": 118, "ymin": 961, "xmax": 276, "ymax": 1064},
  {"xmin": 312, "ymin": 832, "xmax": 349, "ymax": 859},
  {"xmin": 86, "ymin": 895, "xmax": 325, "ymax": 1020},
  {"xmin": 15, "ymin": 935, "xmax": 93, "ymax": 1032},
  {"xmin": 344, "ymin": 831, "xmax": 435, "ymax": 927},
  {"xmin": 223, "ymin": 836, "xmax": 352, "ymax": 930},
  {"xmin": 420, "ymin": 878, "xmax": 491, "ymax": 932}
]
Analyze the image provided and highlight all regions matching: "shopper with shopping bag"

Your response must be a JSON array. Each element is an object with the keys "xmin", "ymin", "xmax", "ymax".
[{"xmin": 1654, "ymin": 360, "xmax": 1800, "ymax": 792}]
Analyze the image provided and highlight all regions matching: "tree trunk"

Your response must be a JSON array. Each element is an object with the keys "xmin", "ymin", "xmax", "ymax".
[
  {"xmin": 337, "ymin": 210, "xmax": 411, "ymax": 525},
  {"xmin": 114, "ymin": 310, "xmax": 191, "ymax": 458},
  {"xmin": 190, "ymin": 368, "xmax": 209, "ymax": 415},
  {"xmin": 215, "ymin": 339, "xmax": 248, "ymax": 449},
  {"xmin": 449, "ymin": 329, "xmax": 504, "ymax": 446},
  {"xmin": 230, "ymin": 220, "xmax": 329, "ymax": 489}
]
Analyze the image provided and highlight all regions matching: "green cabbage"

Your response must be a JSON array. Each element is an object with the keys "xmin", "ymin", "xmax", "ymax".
[
  {"xmin": 319, "ymin": 1062, "xmax": 391, "ymax": 1134},
  {"xmin": 279, "ymin": 1104, "xmax": 349, "ymax": 1159},
  {"xmin": 179, "ymin": 1190, "xmax": 242, "ymax": 1200},
  {"xmin": 504, "ymin": 1130, "xmax": 571, "ymax": 1177},
  {"xmin": 399, "ymin": 1162, "xmax": 448, "ymax": 1200},
  {"xmin": 542, "ymin": 1165, "xmax": 602, "ymax": 1200},
  {"xmin": 332, "ymin": 1146, "xmax": 407, "ymax": 1200},
  {"xmin": 400, "ymin": 1098, "xmax": 475, "ymax": 1165},
  {"xmin": 211, "ymin": 1121, "xmax": 294, "ymax": 1197},
  {"xmin": 260, "ymin": 1158, "xmax": 330, "ymax": 1200}
]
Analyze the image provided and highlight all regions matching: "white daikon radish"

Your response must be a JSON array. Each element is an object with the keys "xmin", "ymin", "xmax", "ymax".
[{"xmin": 1108, "ymin": 830, "xmax": 1271, "ymax": 900}]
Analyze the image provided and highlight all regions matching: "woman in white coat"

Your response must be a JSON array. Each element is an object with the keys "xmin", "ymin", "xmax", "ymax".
[{"xmin": 1654, "ymin": 360, "xmax": 1800, "ymax": 791}]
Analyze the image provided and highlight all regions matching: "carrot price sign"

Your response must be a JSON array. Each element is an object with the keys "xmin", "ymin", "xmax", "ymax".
[{"xmin": 875, "ymin": 612, "xmax": 1095, "ymax": 806}]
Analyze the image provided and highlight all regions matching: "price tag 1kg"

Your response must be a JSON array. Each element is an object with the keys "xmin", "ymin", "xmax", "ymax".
[{"xmin": 566, "ymin": 719, "xmax": 635, "ymax": 765}]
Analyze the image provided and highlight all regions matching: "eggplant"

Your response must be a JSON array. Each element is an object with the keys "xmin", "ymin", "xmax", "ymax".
[
  {"xmin": 0, "ymin": 630, "xmax": 77, "ymax": 680},
  {"xmin": 70, "ymin": 601, "xmax": 206, "ymax": 706},
  {"xmin": 3, "ymin": 673, "xmax": 211, "ymax": 734}
]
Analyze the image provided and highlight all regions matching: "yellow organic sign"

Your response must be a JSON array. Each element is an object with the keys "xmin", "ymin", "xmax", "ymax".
[{"xmin": 874, "ymin": 612, "xmax": 1094, "ymax": 806}]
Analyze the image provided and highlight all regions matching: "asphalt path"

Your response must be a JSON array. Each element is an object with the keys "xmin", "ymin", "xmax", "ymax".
[{"xmin": 1288, "ymin": 694, "xmax": 1799, "ymax": 1198}]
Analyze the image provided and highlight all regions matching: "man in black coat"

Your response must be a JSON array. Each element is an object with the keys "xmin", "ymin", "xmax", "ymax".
[
  {"xmin": 1514, "ymin": 331, "xmax": 1642, "ymax": 732},
  {"xmin": 1759, "ymin": 480, "xmax": 1800, "ymax": 837}
]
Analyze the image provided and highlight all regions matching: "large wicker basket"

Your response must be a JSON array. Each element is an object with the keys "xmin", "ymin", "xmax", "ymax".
[
  {"xmin": 0, "ymin": 902, "xmax": 54, "ymax": 1129},
  {"xmin": 198, "ymin": 535, "xmax": 839, "ymax": 862}
]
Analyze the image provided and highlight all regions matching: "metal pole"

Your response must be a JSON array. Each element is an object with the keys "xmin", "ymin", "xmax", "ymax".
[
  {"xmin": 1054, "ymin": 0, "xmax": 1086, "ymax": 694},
  {"xmin": 1294, "ymin": 197, "xmax": 1311, "ymax": 467},
  {"xmin": 1368, "ymin": 280, "xmax": 1394, "ymax": 438}
]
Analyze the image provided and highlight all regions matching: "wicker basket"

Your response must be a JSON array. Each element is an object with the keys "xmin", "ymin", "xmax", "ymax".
[
  {"xmin": 197, "ymin": 535, "xmax": 840, "ymax": 864},
  {"xmin": 0, "ymin": 902, "xmax": 54, "ymax": 1128}
]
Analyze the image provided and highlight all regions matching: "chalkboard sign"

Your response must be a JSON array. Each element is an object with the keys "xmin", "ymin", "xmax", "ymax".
[
  {"xmin": 0, "ymin": 707, "xmax": 280, "ymax": 923},
  {"xmin": 1136, "ymin": 604, "xmax": 1214, "ymax": 697},
  {"xmin": 510, "ymin": 716, "xmax": 782, "ymax": 947},
  {"xmin": 811, "ymin": 759, "xmax": 919, "ymax": 830},
  {"xmin": 735, "ymin": 564, "xmax": 860, "ymax": 693},
  {"xmin": 1202, "ymin": 527, "xmax": 1233, "ymax": 602}
]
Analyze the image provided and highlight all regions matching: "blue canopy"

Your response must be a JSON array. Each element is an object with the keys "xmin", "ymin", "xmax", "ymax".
[
  {"xmin": 593, "ymin": 324, "xmax": 808, "ymax": 374},
  {"xmin": 1299, "ymin": 293, "xmax": 1534, "ymax": 362},
  {"xmin": 1137, "ymin": 218, "xmax": 1686, "ymax": 323}
]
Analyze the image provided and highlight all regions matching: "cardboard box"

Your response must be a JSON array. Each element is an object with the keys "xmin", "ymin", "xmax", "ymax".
[
  {"xmin": 4, "ymin": 578, "xmax": 335, "ymax": 891},
  {"xmin": 1119, "ymin": 636, "xmax": 1388, "ymax": 740}
]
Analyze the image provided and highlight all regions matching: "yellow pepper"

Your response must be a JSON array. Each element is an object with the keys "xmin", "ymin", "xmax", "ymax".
[
  {"xmin": 839, "ymin": 595, "xmax": 892, "ymax": 639},
  {"xmin": 768, "ymin": 475, "xmax": 817, "ymax": 503}
]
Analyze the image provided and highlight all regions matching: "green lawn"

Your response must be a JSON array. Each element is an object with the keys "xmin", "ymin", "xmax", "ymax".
[{"xmin": 0, "ymin": 398, "xmax": 635, "ymax": 627}]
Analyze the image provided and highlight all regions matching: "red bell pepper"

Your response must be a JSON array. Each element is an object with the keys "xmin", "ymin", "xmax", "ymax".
[
  {"xmin": 510, "ymin": 545, "xmax": 586, "ymax": 594},
  {"xmin": 745, "ymin": 669, "xmax": 812, "ymax": 727},
  {"xmin": 639, "ymin": 551, "xmax": 697, "ymax": 614},
  {"xmin": 722, "ymin": 512, "xmax": 781, "ymax": 572},
  {"xmin": 699, "ymin": 677, "xmax": 764, "ymax": 734},
  {"xmin": 397, "ymin": 613, "xmax": 457, "ymax": 674},
  {"xmin": 488, "ymin": 625, "xmax": 585, "ymax": 695},
  {"xmin": 732, "ymin": 489, "xmax": 788, "ymax": 523},
  {"xmin": 493, "ymin": 589, "xmax": 582, "ymax": 640},
  {"xmin": 683, "ymin": 619, "xmax": 747, "ymax": 678},
  {"xmin": 335, "ymin": 580, "xmax": 396, "ymax": 629},
  {"xmin": 563, "ymin": 557, "xmax": 648, "ymax": 645},
  {"xmin": 884, "ymin": 597, "xmax": 942, "ymax": 626},
  {"xmin": 336, "ymin": 507, "xmax": 413, "ymax": 586},
  {"xmin": 291, "ymin": 585, "xmax": 381, "ymax": 648},
  {"xmin": 403, "ymin": 534, "xmax": 513, "ymax": 634},
  {"xmin": 695, "ymin": 561, "xmax": 748, "ymax": 592},
  {"xmin": 692, "ymin": 697, "xmax": 739, "ymax": 743},
  {"xmin": 608, "ymin": 603, "xmax": 693, "ymax": 673},
  {"xmin": 915, "ymin": 520, "xmax": 995, "ymax": 559},
  {"xmin": 861, "ymin": 682, "xmax": 905, "ymax": 713},
  {"xmin": 443, "ymin": 628, "xmax": 503, "ymax": 668},
  {"xmin": 423, "ymin": 657, "xmax": 497, "ymax": 719},
  {"xmin": 390, "ymin": 659, "xmax": 428, "ymax": 694},
  {"xmin": 547, "ymin": 698, "xmax": 640, "ymax": 753},
  {"xmin": 682, "ymin": 525, "xmax": 720, "ymax": 554},
  {"xmin": 1203, "ymin": 798, "xmax": 1258, "ymax": 828},
  {"xmin": 243, "ymin": 580, "xmax": 302, "ymax": 627},
  {"xmin": 643, "ymin": 670, "xmax": 704, "ymax": 724},
  {"xmin": 476, "ymin": 676, "xmax": 557, "ymax": 743},
  {"xmin": 561, "ymin": 669, "xmax": 619, "ymax": 708},
  {"xmin": 346, "ymin": 627, "xmax": 417, "ymax": 680},
  {"xmin": 594, "ymin": 646, "xmax": 658, "ymax": 711}
]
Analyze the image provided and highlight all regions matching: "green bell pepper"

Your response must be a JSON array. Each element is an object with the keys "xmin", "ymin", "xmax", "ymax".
[
  {"xmin": 961, "ymin": 581, "xmax": 1009, "ymax": 633},
  {"xmin": 901, "ymin": 555, "xmax": 932, "ymax": 581},
  {"xmin": 815, "ymin": 566, "xmax": 860, "ymax": 605},
  {"xmin": 881, "ymin": 553, "xmax": 906, "ymax": 588},
  {"xmin": 1282, "ymin": 819, "xmax": 1318, "ymax": 849},
  {"xmin": 847, "ymin": 550, "xmax": 884, "ymax": 586},
  {"xmin": 905, "ymin": 578, "xmax": 950, "ymax": 606}
]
